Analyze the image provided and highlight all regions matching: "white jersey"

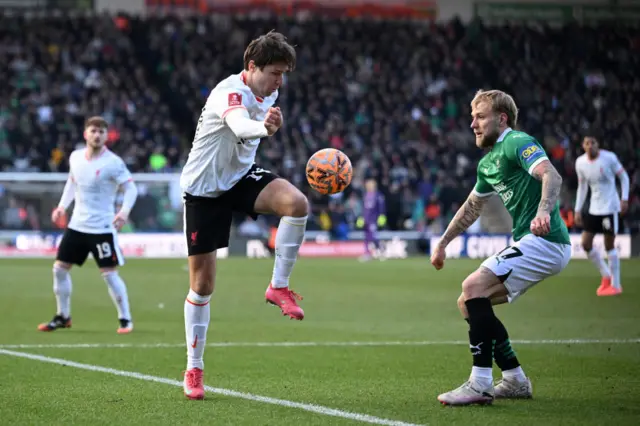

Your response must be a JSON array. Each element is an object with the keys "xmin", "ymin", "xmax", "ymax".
[
  {"xmin": 67, "ymin": 148, "xmax": 133, "ymax": 234},
  {"xmin": 180, "ymin": 71, "xmax": 277, "ymax": 198},
  {"xmin": 575, "ymin": 150, "xmax": 625, "ymax": 215}
]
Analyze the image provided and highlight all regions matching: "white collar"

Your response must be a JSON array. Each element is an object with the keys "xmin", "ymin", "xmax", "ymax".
[{"xmin": 496, "ymin": 127, "xmax": 513, "ymax": 143}]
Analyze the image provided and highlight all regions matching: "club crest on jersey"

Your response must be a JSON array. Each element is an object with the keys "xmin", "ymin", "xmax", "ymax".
[
  {"xmin": 228, "ymin": 93, "xmax": 242, "ymax": 107},
  {"xmin": 518, "ymin": 142, "xmax": 544, "ymax": 165}
]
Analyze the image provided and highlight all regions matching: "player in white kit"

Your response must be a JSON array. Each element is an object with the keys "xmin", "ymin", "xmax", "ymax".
[
  {"xmin": 179, "ymin": 32, "xmax": 309, "ymax": 400},
  {"xmin": 38, "ymin": 117, "xmax": 138, "ymax": 333},
  {"xmin": 574, "ymin": 136, "xmax": 629, "ymax": 296}
]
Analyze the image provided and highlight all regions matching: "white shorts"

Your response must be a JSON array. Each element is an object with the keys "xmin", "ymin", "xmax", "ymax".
[{"xmin": 481, "ymin": 234, "xmax": 572, "ymax": 302}]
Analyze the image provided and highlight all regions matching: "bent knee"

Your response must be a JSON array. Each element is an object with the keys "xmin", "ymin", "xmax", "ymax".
[
  {"xmin": 581, "ymin": 234, "xmax": 594, "ymax": 252},
  {"xmin": 603, "ymin": 236, "xmax": 616, "ymax": 251},
  {"xmin": 191, "ymin": 275, "xmax": 214, "ymax": 296},
  {"xmin": 462, "ymin": 275, "xmax": 485, "ymax": 300},
  {"xmin": 457, "ymin": 293, "xmax": 466, "ymax": 309},
  {"xmin": 54, "ymin": 261, "xmax": 72, "ymax": 270},
  {"xmin": 279, "ymin": 191, "xmax": 309, "ymax": 218},
  {"xmin": 457, "ymin": 294, "xmax": 468, "ymax": 317},
  {"xmin": 461, "ymin": 268, "xmax": 503, "ymax": 300}
]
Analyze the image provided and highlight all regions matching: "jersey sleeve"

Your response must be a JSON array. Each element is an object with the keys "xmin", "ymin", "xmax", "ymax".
[
  {"xmin": 608, "ymin": 152, "xmax": 630, "ymax": 201},
  {"xmin": 209, "ymin": 86, "xmax": 252, "ymax": 119},
  {"xmin": 472, "ymin": 169, "xmax": 495, "ymax": 197},
  {"xmin": 608, "ymin": 152, "xmax": 625, "ymax": 175},
  {"xmin": 505, "ymin": 134, "xmax": 548, "ymax": 175},
  {"xmin": 112, "ymin": 158, "xmax": 133, "ymax": 185},
  {"xmin": 68, "ymin": 151, "xmax": 77, "ymax": 182},
  {"xmin": 575, "ymin": 159, "xmax": 584, "ymax": 182},
  {"xmin": 574, "ymin": 159, "xmax": 588, "ymax": 212}
]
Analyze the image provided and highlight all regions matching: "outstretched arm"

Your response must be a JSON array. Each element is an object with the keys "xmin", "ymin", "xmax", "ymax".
[
  {"xmin": 437, "ymin": 192, "xmax": 489, "ymax": 248},
  {"xmin": 530, "ymin": 159, "xmax": 563, "ymax": 235},
  {"xmin": 430, "ymin": 192, "xmax": 489, "ymax": 270}
]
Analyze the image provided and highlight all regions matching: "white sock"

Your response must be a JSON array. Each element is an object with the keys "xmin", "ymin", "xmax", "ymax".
[
  {"xmin": 587, "ymin": 249, "xmax": 611, "ymax": 278},
  {"xmin": 102, "ymin": 271, "xmax": 132, "ymax": 321},
  {"xmin": 607, "ymin": 249, "xmax": 621, "ymax": 289},
  {"xmin": 502, "ymin": 366, "xmax": 527, "ymax": 381},
  {"xmin": 470, "ymin": 366, "xmax": 493, "ymax": 389},
  {"xmin": 271, "ymin": 215, "xmax": 307, "ymax": 288},
  {"xmin": 53, "ymin": 266, "xmax": 72, "ymax": 318},
  {"xmin": 185, "ymin": 289, "xmax": 211, "ymax": 370}
]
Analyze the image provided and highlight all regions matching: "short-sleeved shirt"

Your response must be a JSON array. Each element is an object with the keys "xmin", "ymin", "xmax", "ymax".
[{"xmin": 473, "ymin": 128, "xmax": 570, "ymax": 244}]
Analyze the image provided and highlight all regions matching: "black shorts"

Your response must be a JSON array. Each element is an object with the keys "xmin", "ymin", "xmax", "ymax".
[
  {"xmin": 184, "ymin": 164, "xmax": 279, "ymax": 255},
  {"xmin": 583, "ymin": 212, "xmax": 620, "ymax": 235},
  {"xmin": 56, "ymin": 228, "xmax": 124, "ymax": 268}
]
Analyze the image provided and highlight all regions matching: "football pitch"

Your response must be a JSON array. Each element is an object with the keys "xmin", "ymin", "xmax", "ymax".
[{"xmin": 1, "ymin": 257, "xmax": 639, "ymax": 425}]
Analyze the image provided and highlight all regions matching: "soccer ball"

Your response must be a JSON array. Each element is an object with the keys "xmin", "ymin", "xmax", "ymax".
[{"xmin": 305, "ymin": 148, "xmax": 353, "ymax": 195}]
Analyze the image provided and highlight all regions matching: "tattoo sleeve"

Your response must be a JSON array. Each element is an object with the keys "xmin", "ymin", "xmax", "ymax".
[
  {"xmin": 438, "ymin": 193, "xmax": 488, "ymax": 247},
  {"xmin": 531, "ymin": 160, "xmax": 563, "ymax": 215}
]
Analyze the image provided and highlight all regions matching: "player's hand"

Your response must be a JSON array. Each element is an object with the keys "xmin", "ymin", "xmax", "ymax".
[
  {"xmin": 270, "ymin": 107, "xmax": 283, "ymax": 126},
  {"xmin": 620, "ymin": 200, "xmax": 629, "ymax": 215},
  {"xmin": 574, "ymin": 211, "xmax": 582, "ymax": 227},
  {"xmin": 265, "ymin": 107, "xmax": 282, "ymax": 128},
  {"xmin": 530, "ymin": 212, "xmax": 551, "ymax": 236},
  {"xmin": 51, "ymin": 207, "xmax": 67, "ymax": 228},
  {"xmin": 264, "ymin": 107, "xmax": 282, "ymax": 136},
  {"xmin": 113, "ymin": 211, "xmax": 128, "ymax": 231},
  {"xmin": 430, "ymin": 244, "xmax": 447, "ymax": 270}
]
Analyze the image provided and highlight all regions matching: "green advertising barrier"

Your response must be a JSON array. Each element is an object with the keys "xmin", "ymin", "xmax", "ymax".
[{"xmin": 474, "ymin": 2, "xmax": 640, "ymax": 24}]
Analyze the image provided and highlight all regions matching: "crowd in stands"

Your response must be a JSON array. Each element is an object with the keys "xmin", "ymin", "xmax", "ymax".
[{"xmin": 1, "ymin": 12, "xmax": 639, "ymax": 235}]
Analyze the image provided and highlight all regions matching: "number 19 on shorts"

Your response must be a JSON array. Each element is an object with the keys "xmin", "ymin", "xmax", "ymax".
[{"xmin": 96, "ymin": 242, "xmax": 112, "ymax": 259}]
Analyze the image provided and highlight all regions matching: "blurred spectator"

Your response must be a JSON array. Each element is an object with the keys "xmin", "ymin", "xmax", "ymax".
[
  {"xmin": 561, "ymin": 204, "xmax": 576, "ymax": 231},
  {"xmin": 0, "ymin": 13, "xmax": 638, "ymax": 234}
]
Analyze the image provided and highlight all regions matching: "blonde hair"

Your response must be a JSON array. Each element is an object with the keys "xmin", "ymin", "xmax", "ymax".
[{"xmin": 471, "ymin": 89, "xmax": 518, "ymax": 128}]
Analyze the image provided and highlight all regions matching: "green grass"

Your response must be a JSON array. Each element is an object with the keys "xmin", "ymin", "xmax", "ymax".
[{"xmin": 1, "ymin": 258, "xmax": 639, "ymax": 425}]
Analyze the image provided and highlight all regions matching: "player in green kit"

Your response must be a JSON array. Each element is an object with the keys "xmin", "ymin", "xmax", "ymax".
[{"xmin": 430, "ymin": 90, "xmax": 571, "ymax": 406}]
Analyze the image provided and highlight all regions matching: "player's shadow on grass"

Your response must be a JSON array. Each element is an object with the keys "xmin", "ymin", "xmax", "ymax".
[
  {"xmin": 38, "ymin": 328, "xmax": 154, "ymax": 336},
  {"xmin": 440, "ymin": 401, "xmax": 539, "ymax": 411},
  {"xmin": 440, "ymin": 404, "xmax": 504, "ymax": 410}
]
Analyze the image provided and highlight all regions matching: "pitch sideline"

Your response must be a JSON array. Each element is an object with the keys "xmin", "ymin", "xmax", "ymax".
[{"xmin": 0, "ymin": 348, "xmax": 423, "ymax": 426}]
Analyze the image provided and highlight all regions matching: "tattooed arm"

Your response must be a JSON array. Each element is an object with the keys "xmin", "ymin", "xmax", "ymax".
[
  {"xmin": 529, "ymin": 159, "xmax": 563, "ymax": 236},
  {"xmin": 437, "ymin": 192, "xmax": 489, "ymax": 248},
  {"xmin": 531, "ymin": 159, "xmax": 562, "ymax": 215},
  {"xmin": 431, "ymin": 191, "xmax": 489, "ymax": 270}
]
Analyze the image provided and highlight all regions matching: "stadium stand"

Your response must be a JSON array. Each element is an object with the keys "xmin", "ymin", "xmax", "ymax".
[{"xmin": 1, "ymin": 12, "xmax": 638, "ymax": 235}]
